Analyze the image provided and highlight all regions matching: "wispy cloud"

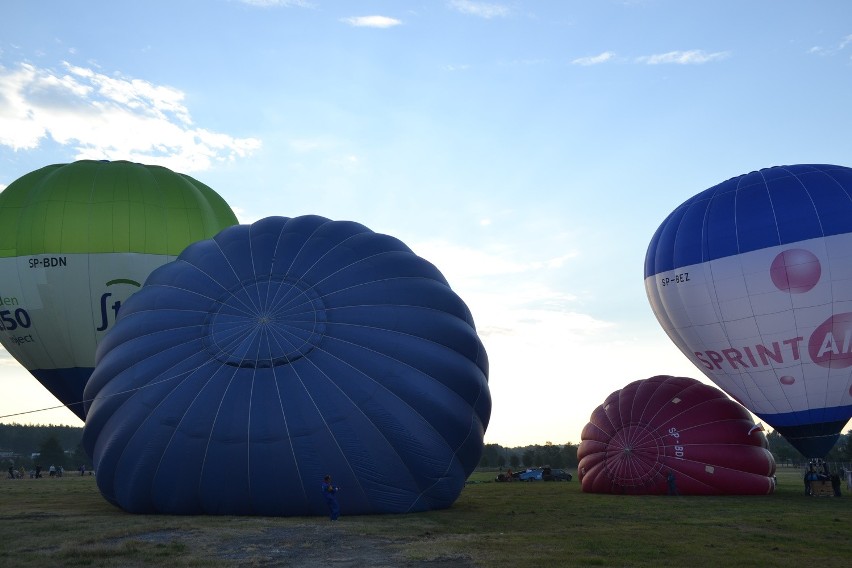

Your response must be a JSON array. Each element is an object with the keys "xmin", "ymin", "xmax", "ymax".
[
  {"xmin": 411, "ymin": 239, "xmax": 578, "ymax": 286},
  {"xmin": 0, "ymin": 62, "xmax": 261, "ymax": 173},
  {"xmin": 809, "ymin": 34, "xmax": 852, "ymax": 56},
  {"xmin": 637, "ymin": 50, "xmax": 730, "ymax": 64},
  {"xmin": 572, "ymin": 51, "xmax": 616, "ymax": 66},
  {"xmin": 341, "ymin": 15, "xmax": 402, "ymax": 28},
  {"xmin": 448, "ymin": 0, "xmax": 509, "ymax": 19}
]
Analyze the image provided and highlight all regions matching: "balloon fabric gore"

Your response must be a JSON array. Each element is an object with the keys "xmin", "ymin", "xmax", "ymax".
[
  {"xmin": 82, "ymin": 215, "xmax": 491, "ymax": 516},
  {"xmin": 578, "ymin": 376, "xmax": 776, "ymax": 495},
  {"xmin": 645, "ymin": 164, "xmax": 852, "ymax": 458},
  {"xmin": 0, "ymin": 160, "xmax": 238, "ymax": 420}
]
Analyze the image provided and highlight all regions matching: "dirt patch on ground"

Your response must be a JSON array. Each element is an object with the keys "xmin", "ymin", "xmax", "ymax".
[{"xmin": 115, "ymin": 524, "xmax": 476, "ymax": 567}]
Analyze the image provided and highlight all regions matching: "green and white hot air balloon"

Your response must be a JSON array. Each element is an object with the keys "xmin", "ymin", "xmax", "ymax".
[{"xmin": 0, "ymin": 160, "xmax": 238, "ymax": 420}]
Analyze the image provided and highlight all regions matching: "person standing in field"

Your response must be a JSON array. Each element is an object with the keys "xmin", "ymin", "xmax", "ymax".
[
  {"xmin": 322, "ymin": 475, "xmax": 340, "ymax": 521},
  {"xmin": 667, "ymin": 470, "xmax": 679, "ymax": 496}
]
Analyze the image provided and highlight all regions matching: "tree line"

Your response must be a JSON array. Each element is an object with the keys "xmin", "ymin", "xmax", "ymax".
[
  {"xmin": 479, "ymin": 441, "xmax": 579, "ymax": 470},
  {"xmin": 4, "ymin": 422, "xmax": 851, "ymax": 473},
  {"xmin": 0, "ymin": 423, "xmax": 90, "ymax": 470},
  {"xmin": 766, "ymin": 429, "xmax": 852, "ymax": 465},
  {"xmin": 479, "ymin": 430, "xmax": 852, "ymax": 470}
]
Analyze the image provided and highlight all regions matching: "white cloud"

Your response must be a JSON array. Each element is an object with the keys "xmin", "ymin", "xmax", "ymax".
[
  {"xmin": 413, "ymin": 239, "xmax": 572, "ymax": 280},
  {"xmin": 0, "ymin": 62, "xmax": 261, "ymax": 173},
  {"xmin": 411, "ymin": 238, "xmax": 637, "ymax": 447},
  {"xmin": 637, "ymin": 50, "xmax": 730, "ymax": 65},
  {"xmin": 410, "ymin": 239, "xmax": 583, "ymax": 337},
  {"xmin": 0, "ymin": 352, "xmax": 23, "ymax": 367},
  {"xmin": 809, "ymin": 34, "xmax": 852, "ymax": 56},
  {"xmin": 572, "ymin": 51, "xmax": 616, "ymax": 66},
  {"xmin": 229, "ymin": 206, "xmax": 261, "ymax": 225},
  {"xmin": 448, "ymin": 0, "xmax": 509, "ymax": 19},
  {"xmin": 341, "ymin": 15, "xmax": 402, "ymax": 28}
]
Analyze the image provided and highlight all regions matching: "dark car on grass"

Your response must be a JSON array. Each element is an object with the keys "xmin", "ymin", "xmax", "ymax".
[{"xmin": 518, "ymin": 467, "xmax": 572, "ymax": 482}]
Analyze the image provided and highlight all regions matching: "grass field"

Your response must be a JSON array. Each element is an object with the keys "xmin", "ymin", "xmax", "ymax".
[{"xmin": 1, "ymin": 468, "xmax": 850, "ymax": 567}]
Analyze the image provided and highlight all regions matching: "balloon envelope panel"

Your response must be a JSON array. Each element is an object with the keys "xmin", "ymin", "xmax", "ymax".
[
  {"xmin": 645, "ymin": 164, "xmax": 852, "ymax": 457},
  {"xmin": 577, "ymin": 376, "xmax": 776, "ymax": 495},
  {"xmin": 82, "ymin": 215, "xmax": 490, "ymax": 516},
  {"xmin": 0, "ymin": 160, "xmax": 238, "ymax": 419}
]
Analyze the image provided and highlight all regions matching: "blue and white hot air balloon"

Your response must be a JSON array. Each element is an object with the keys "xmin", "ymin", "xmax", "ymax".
[{"xmin": 645, "ymin": 164, "xmax": 852, "ymax": 458}]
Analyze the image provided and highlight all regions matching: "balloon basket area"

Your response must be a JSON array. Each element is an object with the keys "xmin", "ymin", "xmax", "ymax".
[{"xmin": 808, "ymin": 480, "xmax": 838, "ymax": 497}]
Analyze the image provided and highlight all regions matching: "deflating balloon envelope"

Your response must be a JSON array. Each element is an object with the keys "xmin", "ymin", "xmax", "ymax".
[
  {"xmin": 577, "ymin": 376, "xmax": 776, "ymax": 495},
  {"xmin": 0, "ymin": 160, "xmax": 238, "ymax": 420},
  {"xmin": 82, "ymin": 215, "xmax": 490, "ymax": 516},
  {"xmin": 645, "ymin": 164, "xmax": 852, "ymax": 457}
]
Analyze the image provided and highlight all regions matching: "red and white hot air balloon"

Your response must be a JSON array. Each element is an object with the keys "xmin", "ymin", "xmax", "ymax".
[{"xmin": 578, "ymin": 376, "xmax": 776, "ymax": 495}]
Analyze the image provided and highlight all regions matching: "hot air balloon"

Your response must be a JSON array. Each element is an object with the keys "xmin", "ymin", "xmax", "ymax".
[
  {"xmin": 577, "ymin": 375, "xmax": 776, "ymax": 495},
  {"xmin": 82, "ymin": 215, "xmax": 490, "ymax": 516},
  {"xmin": 0, "ymin": 160, "xmax": 238, "ymax": 420},
  {"xmin": 645, "ymin": 164, "xmax": 852, "ymax": 458}
]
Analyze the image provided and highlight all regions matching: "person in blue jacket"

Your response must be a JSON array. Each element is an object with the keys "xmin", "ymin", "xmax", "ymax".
[
  {"xmin": 667, "ymin": 470, "xmax": 679, "ymax": 496},
  {"xmin": 322, "ymin": 475, "xmax": 340, "ymax": 520}
]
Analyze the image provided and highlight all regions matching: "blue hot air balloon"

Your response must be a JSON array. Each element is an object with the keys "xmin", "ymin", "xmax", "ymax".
[
  {"xmin": 645, "ymin": 164, "xmax": 852, "ymax": 458},
  {"xmin": 82, "ymin": 215, "xmax": 490, "ymax": 516}
]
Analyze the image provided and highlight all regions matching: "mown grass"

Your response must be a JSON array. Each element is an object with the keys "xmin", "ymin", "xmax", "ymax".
[{"xmin": 0, "ymin": 469, "xmax": 849, "ymax": 567}]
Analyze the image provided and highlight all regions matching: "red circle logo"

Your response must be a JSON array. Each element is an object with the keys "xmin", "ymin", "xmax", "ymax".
[{"xmin": 770, "ymin": 249, "xmax": 821, "ymax": 293}]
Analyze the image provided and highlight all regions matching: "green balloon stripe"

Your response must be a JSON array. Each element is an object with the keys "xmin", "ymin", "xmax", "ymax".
[{"xmin": 0, "ymin": 160, "xmax": 238, "ymax": 257}]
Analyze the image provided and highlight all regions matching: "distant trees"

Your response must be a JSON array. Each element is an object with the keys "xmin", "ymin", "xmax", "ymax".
[
  {"xmin": 0, "ymin": 423, "xmax": 90, "ymax": 470},
  {"xmin": 70, "ymin": 443, "xmax": 89, "ymax": 469},
  {"xmin": 479, "ymin": 444, "xmax": 502, "ymax": 467},
  {"xmin": 765, "ymin": 429, "xmax": 851, "ymax": 466},
  {"xmin": 478, "ymin": 442, "xmax": 579, "ymax": 469},
  {"xmin": 766, "ymin": 430, "xmax": 800, "ymax": 466},
  {"xmin": 37, "ymin": 436, "xmax": 66, "ymax": 468},
  {"xmin": 826, "ymin": 430, "xmax": 851, "ymax": 462},
  {"xmin": 477, "ymin": 429, "xmax": 851, "ymax": 473}
]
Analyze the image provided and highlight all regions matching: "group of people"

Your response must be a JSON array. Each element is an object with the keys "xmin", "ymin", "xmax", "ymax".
[
  {"xmin": 6, "ymin": 465, "xmax": 25, "ymax": 479},
  {"xmin": 6, "ymin": 464, "xmax": 89, "ymax": 479},
  {"xmin": 6, "ymin": 464, "xmax": 54, "ymax": 478},
  {"xmin": 803, "ymin": 459, "xmax": 843, "ymax": 497}
]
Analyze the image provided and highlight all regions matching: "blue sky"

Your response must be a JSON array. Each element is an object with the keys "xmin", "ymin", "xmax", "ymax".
[{"xmin": 2, "ymin": 0, "xmax": 852, "ymax": 446}]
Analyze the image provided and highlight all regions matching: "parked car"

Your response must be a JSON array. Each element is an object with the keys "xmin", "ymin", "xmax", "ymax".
[
  {"xmin": 518, "ymin": 467, "xmax": 572, "ymax": 482},
  {"xmin": 495, "ymin": 469, "xmax": 524, "ymax": 482}
]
